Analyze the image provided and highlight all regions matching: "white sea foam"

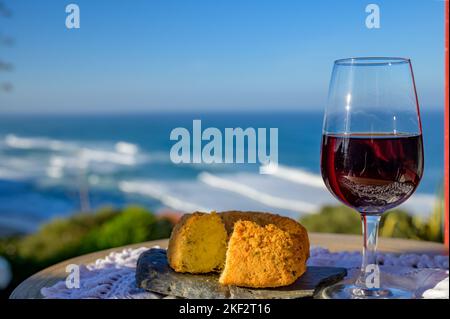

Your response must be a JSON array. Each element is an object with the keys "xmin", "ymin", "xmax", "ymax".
[
  {"xmin": 46, "ymin": 166, "xmax": 63, "ymax": 179},
  {"xmin": 79, "ymin": 148, "xmax": 138, "ymax": 166},
  {"xmin": 263, "ymin": 164, "xmax": 326, "ymax": 189},
  {"xmin": 198, "ymin": 172, "xmax": 318, "ymax": 213},
  {"xmin": 4, "ymin": 134, "xmax": 76, "ymax": 151},
  {"xmin": 115, "ymin": 141, "xmax": 139, "ymax": 156},
  {"xmin": 119, "ymin": 169, "xmax": 436, "ymax": 218},
  {"xmin": 0, "ymin": 134, "xmax": 438, "ymax": 219},
  {"xmin": 0, "ymin": 156, "xmax": 47, "ymax": 180},
  {"xmin": 1, "ymin": 134, "xmax": 161, "ymax": 183},
  {"xmin": 0, "ymin": 168, "xmax": 28, "ymax": 180},
  {"xmin": 3, "ymin": 134, "xmax": 144, "ymax": 165},
  {"xmin": 119, "ymin": 181, "xmax": 209, "ymax": 212},
  {"xmin": 118, "ymin": 178, "xmax": 304, "ymax": 218}
]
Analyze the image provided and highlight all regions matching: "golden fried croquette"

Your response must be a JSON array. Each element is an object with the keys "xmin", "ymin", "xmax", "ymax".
[
  {"xmin": 167, "ymin": 211, "xmax": 310, "ymax": 288},
  {"xmin": 219, "ymin": 220, "xmax": 308, "ymax": 287},
  {"xmin": 167, "ymin": 212, "xmax": 228, "ymax": 273}
]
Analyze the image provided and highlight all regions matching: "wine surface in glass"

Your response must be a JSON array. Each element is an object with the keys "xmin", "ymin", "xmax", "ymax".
[{"xmin": 321, "ymin": 133, "xmax": 424, "ymax": 213}]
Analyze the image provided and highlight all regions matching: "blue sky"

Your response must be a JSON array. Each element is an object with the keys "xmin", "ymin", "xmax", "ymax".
[{"xmin": 0, "ymin": 0, "xmax": 445, "ymax": 113}]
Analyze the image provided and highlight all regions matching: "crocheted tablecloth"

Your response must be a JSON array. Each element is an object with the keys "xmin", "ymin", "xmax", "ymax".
[{"xmin": 41, "ymin": 246, "xmax": 449, "ymax": 299}]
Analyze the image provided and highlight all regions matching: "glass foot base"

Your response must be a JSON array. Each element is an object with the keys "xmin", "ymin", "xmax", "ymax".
[{"xmin": 322, "ymin": 284, "xmax": 415, "ymax": 299}]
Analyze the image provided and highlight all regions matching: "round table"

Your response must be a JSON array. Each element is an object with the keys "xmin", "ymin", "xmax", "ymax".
[{"xmin": 9, "ymin": 233, "xmax": 447, "ymax": 299}]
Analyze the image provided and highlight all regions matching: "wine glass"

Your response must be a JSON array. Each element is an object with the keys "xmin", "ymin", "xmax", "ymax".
[{"xmin": 320, "ymin": 57, "xmax": 424, "ymax": 299}]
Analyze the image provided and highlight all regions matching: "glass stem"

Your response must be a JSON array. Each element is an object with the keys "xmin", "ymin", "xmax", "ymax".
[{"xmin": 356, "ymin": 213, "xmax": 382, "ymax": 290}]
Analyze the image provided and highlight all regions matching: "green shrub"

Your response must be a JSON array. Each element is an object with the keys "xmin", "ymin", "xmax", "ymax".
[
  {"xmin": 0, "ymin": 205, "xmax": 174, "ymax": 297},
  {"xmin": 300, "ymin": 204, "xmax": 444, "ymax": 243},
  {"xmin": 379, "ymin": 210, "xmax": 423, "ymax": 239},
  {"xmin": 83, "ymin": 205, "xmax": 159, "ymax": 250},
  {"xmin": 17, "ymin": 207, "xmax": 118, "ymax": 264},
  {"xmin": 426, "ymin": 186, "xmax": 445, "ymax": 242},
  {"xmin": 300, "ymin": 205, "xmax": 361, "ymax": 234}
]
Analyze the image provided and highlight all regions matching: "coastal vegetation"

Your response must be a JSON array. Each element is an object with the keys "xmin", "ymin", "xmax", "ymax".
[
  {"xmin": 300, "ymin": 202, "xmax": 444, "ymax": 242},
  {"xmin": 0, "ymin": 205, "xmax": 173, "ymax": 298},
  {"xmin": 0, "ymin": 197, "xmax": 445, "ymax": 297}
]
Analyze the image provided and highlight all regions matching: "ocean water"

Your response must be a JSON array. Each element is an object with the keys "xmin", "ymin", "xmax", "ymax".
[{"xmin": 0, "ymin": 111, "xmax": 444, "ymax": 234}]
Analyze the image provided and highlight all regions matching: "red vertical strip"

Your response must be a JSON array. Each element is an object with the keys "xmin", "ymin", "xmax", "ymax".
[{"xmin": 444, "ymin": 0, "xmax": 449, "ymax": 248}]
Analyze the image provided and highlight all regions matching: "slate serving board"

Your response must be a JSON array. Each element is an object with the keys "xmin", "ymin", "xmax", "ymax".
[{"xmin": 136, "ymin": 248, "xmax": 347, "ymax": 299}]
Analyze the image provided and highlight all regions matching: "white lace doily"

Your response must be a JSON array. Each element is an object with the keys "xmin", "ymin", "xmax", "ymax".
[{"xmin": 41, "ymin": 246, "xmax": 449, "ymax": 299}]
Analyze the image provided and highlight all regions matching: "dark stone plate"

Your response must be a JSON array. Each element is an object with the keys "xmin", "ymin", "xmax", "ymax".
[{"xmin": 136, "ymin": 248, "xmax": 347, "ymax": 299}]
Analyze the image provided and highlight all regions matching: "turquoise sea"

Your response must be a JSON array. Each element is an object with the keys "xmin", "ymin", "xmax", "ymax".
[{"xmin": 0, "ymin": 111, "xmax": 444, "ymax": 234}]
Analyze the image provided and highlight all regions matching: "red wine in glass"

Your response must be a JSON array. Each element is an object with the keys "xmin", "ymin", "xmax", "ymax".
[
  {"xmin": 321, "ymin": 57, "xmax": 424, "ymax": 299},
  {"xmin": 321, "ymin": 133, "xmax": 424, "ymax": 214}
]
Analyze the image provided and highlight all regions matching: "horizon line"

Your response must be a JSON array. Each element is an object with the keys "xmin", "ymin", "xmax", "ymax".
[{"xmin": 0, "ymin": 107, "xmax": 445, "ymax": 117}]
